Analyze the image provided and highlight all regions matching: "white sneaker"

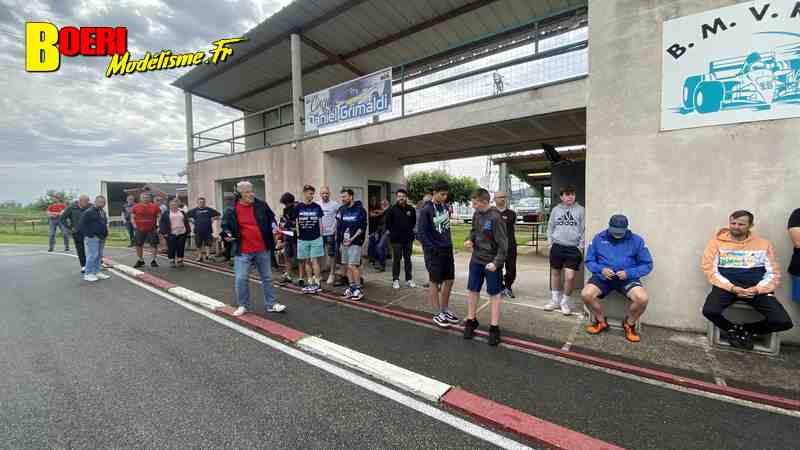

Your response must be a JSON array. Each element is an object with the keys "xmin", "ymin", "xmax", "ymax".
[
  {"xmin": 406, "ymin": 280, "xmax": 416, "ymax": 288},
  {"xmin": 543, "ymin": 300, "xmax": 559, "ymax": 311},
  {"xmin": 266, "ymin": 303, "xmax": 286, "ymax": 313},
  {"xmin": 392, "ymin": 280, "xmax": 400, "ymax": 289},
  {"xmin": 232, "ymin": 306, "xmax": 247, "ymax": 316},
  {"xmin": 96, "ymin": 273, "xmax": 111, "ymax": 280},
  {"xmin": 326, "ymin": 274, "xmax": 335, "ymax": 285},
  {"xmin": 560, "ymin": 298, "xmax": 572, "ymax": 315},
  {"xmin": 83, "ymin": 274, "xmax": 99, "ymax": 282}
]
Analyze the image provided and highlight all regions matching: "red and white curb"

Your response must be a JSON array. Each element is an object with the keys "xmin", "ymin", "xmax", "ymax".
[{"xmin": 103, "ymin": 259, "xmax": 624, "ymax": 450}]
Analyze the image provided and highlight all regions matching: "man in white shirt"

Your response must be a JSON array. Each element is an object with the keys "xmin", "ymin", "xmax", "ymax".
[{"xmin": 319, "ymin": 186, "xmax": 341, "ymax": 285}]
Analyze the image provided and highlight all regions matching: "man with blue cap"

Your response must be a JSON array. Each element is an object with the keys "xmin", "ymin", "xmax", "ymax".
[{"xmin": 581, "ymin": 214, "xmax": 653, "ymax": 342}]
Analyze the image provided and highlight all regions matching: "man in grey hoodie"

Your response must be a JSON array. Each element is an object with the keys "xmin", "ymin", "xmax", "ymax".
[
  {"xmin": 545, "ymin": 185, "xmax": 585, "ymax": 315},
  {"xmin": 462, "ymin": 188, "xmax": 508, "ymax": 346}
]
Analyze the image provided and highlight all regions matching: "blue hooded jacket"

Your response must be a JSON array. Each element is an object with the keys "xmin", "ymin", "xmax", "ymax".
[
  {"xmin": 336, "ymin": 200, "xmax": 368, "ymax": 246},
  {"xmin": 416, "ymin": 201, "xmax": 453, "ymax": 251},
  {"xmin": 585, "ymin": 229, "xmax": 653, "ymax": 281}
]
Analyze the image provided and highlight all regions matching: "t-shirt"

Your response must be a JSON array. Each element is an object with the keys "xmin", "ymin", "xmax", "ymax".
[
  {"xmin": 788, "ymin": 209, "xmax": 800, "ymax": 276},
  {"xmin": 188, "ymin": 207, "xmax": 220, "ymax": 235},
  {"xmin": 47, "ymin": 203, "xmax": 66, "ymax": 221},
  {"xmin": 320, "ymin": 200, "xmax": 339, "ymax": 236},
  {"xmin": 296, "ymin": 202, "xmax": 324, "ymax": 241},
  {"xmin": 236, "ymin": 202, "xmax": 266, "ymax": 253},
  {"xmin": 132, "ymin": 203, "xmax": 161, "ymax": 232},
  {"xmin": 169, "ymin": 211, "xmax": 186, "ymax": 235}
]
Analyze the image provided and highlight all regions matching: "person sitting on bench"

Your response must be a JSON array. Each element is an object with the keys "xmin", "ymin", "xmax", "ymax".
[{"xmin": 701, "ymin": 210, "xmax": 794, "ymax": 350}]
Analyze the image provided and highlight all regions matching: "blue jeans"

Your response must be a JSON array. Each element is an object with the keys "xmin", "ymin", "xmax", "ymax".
[
  {"xmin": 368, "ymin": 232, "xmax": 388, "ymax": 266},
  {"xmin": 235, "ymin": 251, "xmax": 277, "ymax": 310},
  {"xmin": 84, "ymin": 237, "xmax": 105, "ymax": 275},
  {"xmin": 49, "ymin": 219, "xmax": 69, "ymax": 251}
]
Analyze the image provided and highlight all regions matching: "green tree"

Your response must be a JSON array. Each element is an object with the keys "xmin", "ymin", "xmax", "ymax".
[
  {"xmin": 406, "ymin": 170, "xmax": 480, "ymax": 204},
  {"xmin": 31, "ymin": 190, "xmax": 75, "ymax": 210}
]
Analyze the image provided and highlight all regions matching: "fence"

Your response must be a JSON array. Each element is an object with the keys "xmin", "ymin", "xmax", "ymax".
[
  {"xmin": 192, "ymin": 6, "xmax": 589, "ymax": 158},
  {"xmin": 0, "ymin": 216, "xmax": 130, "ymax": 242}
]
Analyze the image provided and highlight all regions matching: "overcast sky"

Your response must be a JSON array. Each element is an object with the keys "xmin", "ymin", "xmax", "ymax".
[{"xmin": 0, "ymin": 0, "xmax": 489, "ymax": 204}]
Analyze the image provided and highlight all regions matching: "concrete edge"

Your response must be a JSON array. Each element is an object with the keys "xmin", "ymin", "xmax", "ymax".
[
  {"xmin": 216, "ymin": 306, "xmax": 306, "ymax": 343},
  {"xmin": 441, "ymin": 388, "xmax": 625, "ymax": 450},
  {"xmin": 167, "ymin": 286, "xmax": 226, "ymax": 311},
  {"xmin": 297, "ymin": 336, "xmax": 452, "ymax": 403},
  {"xmin": 181, "ymin": 260, "xmax": 800, "ymax": 412},
  {"xmin": 134, "ymin": 272, "xmax": 178, "ymax": 290},
  {"xmin": 112, "ymin": 263, "xmax": 144, "ymax": 277}
]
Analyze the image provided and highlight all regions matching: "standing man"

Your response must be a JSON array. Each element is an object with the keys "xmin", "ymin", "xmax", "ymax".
[
  {"xmin": 319, "ymin": 186, "xmax": 340, "ymax": 285},
  {"xmin": 463, "ymin": 189, "xmax": 508, "ymax": 346},
  {"xmin": 47, "ymin": 200, "xmax": 69, "ymax": 252},
  {"xmin": 545, "ymin": 185, "xmax": 585, "ymax": 315},
  {"xmin": 385, "ymin": 189, "xmax": 416, "ymax": 289},
  {"xmin": 296, "ymin": 185, "xmax": 324, "ymax": 294},
  {"xmin": 494, "ymin": 191, "xmax": 517, "ymax": 298},
  {"xmin": 222, "ymin": 181, "xmax": 286, "ymax": 316},
  {"xmin": 336, "ymin": 188, "xmax": 368, "ymax": 300},
  {"xmin": 61, "ymin": 195, "xmax": 91, "ymax": 274},
  {"xmin": 132, "ymin": 191, "xmax": 161, "ymax": 268},
  {"xmin": 77, "ymin": 195, "xmax": 110, "ymax": 282},
  {"xmin": 788, "ymin": 208, "xmax": 800, "ymax": 304},
  {"xmin": 582, "ymin": 215, "xmax": 653, "ymax": 343},
  {"xmin": 368, "ymin": 199, "xmax": 390, "ymax": 271},
  {"xmin": 702, "ymin": 210, "xmax": 793, "ymax": 349},
  {"xmin": 417, "ymin": 181, "xmax": 460, "ymax": 328},
  {"xmin": 279, "ymin": 192, "xmax": 299, "ymax": 284},
  {"xmin": 121, "ymin": 195, "xmax": 136, "ymax": 247},
  {"xmin": 187, "ymin": 197, "xmax": 221, "ymax": 262}
]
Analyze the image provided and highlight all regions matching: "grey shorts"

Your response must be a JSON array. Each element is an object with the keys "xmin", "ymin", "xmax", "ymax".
[{"xmin": 339, "ymin": 245, "xmax": 362, "ymax": 266}]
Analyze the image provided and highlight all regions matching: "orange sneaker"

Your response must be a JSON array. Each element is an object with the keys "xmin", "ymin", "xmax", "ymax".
[
  {"xmin": 585, "ymin": 320, "xmax": 609, "ymax": 335},
  {"xmin": 623, "ymin": 319, "xmax": 641, "ymax": 343}
]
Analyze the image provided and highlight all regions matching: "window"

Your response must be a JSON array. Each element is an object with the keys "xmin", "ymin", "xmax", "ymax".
[{"xmin": 280, "ymin": 104, "xmax": 293, "ymax": 126}]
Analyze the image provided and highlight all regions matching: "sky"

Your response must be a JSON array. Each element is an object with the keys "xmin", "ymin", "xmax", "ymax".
[{"xmin": 0, "ymin": 0, "xmax": 496, "ymax": 204}]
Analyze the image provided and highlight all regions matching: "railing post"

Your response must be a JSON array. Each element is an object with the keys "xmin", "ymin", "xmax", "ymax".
[
  {"xmin": 231, "ymin": 122, "xmax": 235, "ymax": 153},
  {"xmin": 534, "ymin": 22, "xmax": 539, "ymax": 54},
  {"xmin": 400, "ymin": 64, "xmax": 405, "ymax": 118}
]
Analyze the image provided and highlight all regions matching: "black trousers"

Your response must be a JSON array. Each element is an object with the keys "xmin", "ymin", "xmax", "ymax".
[
  {"xmin": 223, "ymin": 240, "xmax": 232, "ymax": 260},
  {"xmin": 391, "ymin": 240, "xmax": 413, "ymax": 281},
  {"xmin": 72, "ymin": 232, "xmax": 86, "ymax": 268},
  {"xmin": 167, "ymin": 234, "xmax": 187, "ymax": 260},
  {"xmin": 702, "ymin": 286, "xmax": 793, "ymax": 334},
  {"xmin": 502, "ymin": 245, "xmax": 517, "ymax": 289}
]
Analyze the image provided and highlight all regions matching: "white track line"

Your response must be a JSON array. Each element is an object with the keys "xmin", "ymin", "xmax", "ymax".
[{"xmin": 108, "ymin": 268, "xmax": 532, "ymax": 450}]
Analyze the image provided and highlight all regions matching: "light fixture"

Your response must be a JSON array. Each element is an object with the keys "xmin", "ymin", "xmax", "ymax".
[{"xmin": 527, "ymin": 171, "xmax": 551, "ymax": 177}]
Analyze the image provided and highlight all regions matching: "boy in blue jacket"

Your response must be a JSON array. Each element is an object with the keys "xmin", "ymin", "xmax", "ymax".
[{"xmin": 581, "ymin": 215, "xmax": 653, "ymax": 342}]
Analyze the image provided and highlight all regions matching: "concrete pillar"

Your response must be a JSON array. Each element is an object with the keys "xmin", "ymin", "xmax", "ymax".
[
  {"xmin": 290, "ymin": 33, "xmax": 303, "ymax": 142},
  {"xmin": 184, "ymin": 91, "xmax": 194, "ymax": 164},
  {"xmin": 498, "ymin": 162, "xmax": 509, "ymax": 195}
]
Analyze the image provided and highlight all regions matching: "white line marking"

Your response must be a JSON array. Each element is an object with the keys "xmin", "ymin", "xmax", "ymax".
[
  {"xmin": 108, "ymin": 268, "xmax": 532, "ymax": 449},
  {"xmin": 297, "ymin": 336, "xmax": 452, "ymax": 402},
  {"xmin": 166, "ymin": 286, "xmax": 226, "ymax": 310}
]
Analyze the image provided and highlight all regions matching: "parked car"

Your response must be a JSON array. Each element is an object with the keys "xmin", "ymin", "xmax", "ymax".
[{"xmin": 512, "ymin": 197, "xmax": 544, "ymax": 223}]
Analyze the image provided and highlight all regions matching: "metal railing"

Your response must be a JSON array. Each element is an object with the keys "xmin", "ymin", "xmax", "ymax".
[{"xmin": 191, "ymin": 6, "xmax": 588, "ymax": 159}]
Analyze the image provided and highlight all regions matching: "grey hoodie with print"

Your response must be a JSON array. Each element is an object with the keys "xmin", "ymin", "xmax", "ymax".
[
  {"xmin": 547, "ymin": 203, "xmax": 585, "ymax": 249},
  {"xmin": 469, "ymin": 206, "xmax": 508, "ymax": 267}
]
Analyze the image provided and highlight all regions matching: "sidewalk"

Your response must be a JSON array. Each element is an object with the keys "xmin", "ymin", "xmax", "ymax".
[
  {"xmin": 106, "ymin": 246, "xmax": 800, "ymax": 398},
  {"xmin": 101, "ymin": 247, "xmax": 799, "ymax": 450}
]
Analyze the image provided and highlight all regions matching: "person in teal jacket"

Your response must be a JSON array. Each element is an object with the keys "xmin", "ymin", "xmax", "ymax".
[{"xmin": 581, "ymin": 214, "xmax": 653, "ymax": 343}]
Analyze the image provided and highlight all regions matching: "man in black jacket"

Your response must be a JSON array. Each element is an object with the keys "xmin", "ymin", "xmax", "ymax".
[
  {"xmin": 77, "ymin": 195, "xmax": 109, "ymax": 282},
  {"xmin": 494, "ymin": 191, "xmax": 518, "ymax": 298},
  {"xmin": 221, "ymin": 181, "xmax": 286, "ymax": 316},
  {"xmin": 61, "ymin": 195, "xmax": 91, "ymax": 274},
  {"xmin": 385, "ymin": 189, "xmax": 417, "ymax": 289}
]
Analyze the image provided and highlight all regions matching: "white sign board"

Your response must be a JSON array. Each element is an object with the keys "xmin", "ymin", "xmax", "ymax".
[
  {"xmin": 304, "ymin": 68, "xmax": 393, "ymax": 132},
  {"xmin": 661, "ymin": 0, "xmax": 800, "ymax": 131}
]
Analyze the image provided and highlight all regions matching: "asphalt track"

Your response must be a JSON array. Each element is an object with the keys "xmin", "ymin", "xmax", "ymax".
[{"xmin": 0, "ymin": 247, "xmax": 518, "ymax": 449}]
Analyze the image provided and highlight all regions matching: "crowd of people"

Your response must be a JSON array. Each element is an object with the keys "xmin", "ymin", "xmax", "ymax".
[{"xmin": 45, "ymin": 181, "xmax": 797, "ymax": 349}]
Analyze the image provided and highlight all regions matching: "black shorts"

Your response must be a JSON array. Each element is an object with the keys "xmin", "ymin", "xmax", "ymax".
[
  {"xmin": 550, "ymin": 243, "xmax": 582, "ymax": 270},
  {"xmin": 425, "ymin": 247, "xmax": 455, "ymax": 283},
  {"xmin": 195, "ymin": 232, "xmax": 213, "ymax": 247},
  {"xmin": 134, "ymin": 229, "xmax": 159, "ymax": 247}
]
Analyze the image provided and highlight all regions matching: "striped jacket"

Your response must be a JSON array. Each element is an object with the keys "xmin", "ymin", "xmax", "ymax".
[{"xmin": 701, "ymin": 229, "xmax": 780, "ymax": 293}]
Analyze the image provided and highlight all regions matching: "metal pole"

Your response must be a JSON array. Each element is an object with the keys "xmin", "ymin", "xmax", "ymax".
[
  {"xmin": 290, "ymin": 33, "xmax": 304, "ymax": 142},
  {"xmin": 184, "ymin": 91, "xmax": 194, "ymax": 164},
  {"xmin": 231, "ymin": 122, "xmax": 235, "ymax": 153},
  {"xmin": 400, "ymin": 65, "xmax": 405, "ymax": 117}
]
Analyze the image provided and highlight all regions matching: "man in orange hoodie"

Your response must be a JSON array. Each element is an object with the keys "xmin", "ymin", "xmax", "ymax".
[{"xmin": 701, "ymin": 210, "xmax": 794, "ymax": 350}]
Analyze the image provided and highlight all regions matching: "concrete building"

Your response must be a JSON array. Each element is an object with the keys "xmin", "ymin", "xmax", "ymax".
[{"xmin": 174, "ymin": 0, "xmax": 799, "ymax": 342}]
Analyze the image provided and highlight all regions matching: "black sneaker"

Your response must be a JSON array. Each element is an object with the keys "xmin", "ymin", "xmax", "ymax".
[
  {"xmin": 433, "ymin": 313, "xmax": 450, "ymax": 328},
  {"xmin": 150, "ymin": 260, "xmax": 159, "ymax": 268},
  {"xmin": 488, "ymin": 325, "xmax": 501, "ymax": 346},
  {"xmin": 738, "ymin": 329, "xmax": 755, "ymax": 350},
  {"xmin": 463, "ymin": 319, "xmax": 479, "ymax": 340},
  {"xmin": 442, "ymin": 310, "xmax": 460, "ymax": 324},
  {"xmin": 134, "ymin": 260, "xmax": 145, "ymax": 268}
]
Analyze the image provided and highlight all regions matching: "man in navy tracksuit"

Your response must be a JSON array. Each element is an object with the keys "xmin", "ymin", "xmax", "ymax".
[
  {"xmin": 582, "ymin": 215, "xmax": 653, "ymax": 343},
  {"xmin": 336, "ymin": 188, "xmax": 368, "ymax": 300}
]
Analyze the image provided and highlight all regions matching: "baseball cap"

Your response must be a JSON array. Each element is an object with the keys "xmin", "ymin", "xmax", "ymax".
[{"xmin": 608, "ymin": 214, "xmax": 629, "ymax": 238}]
